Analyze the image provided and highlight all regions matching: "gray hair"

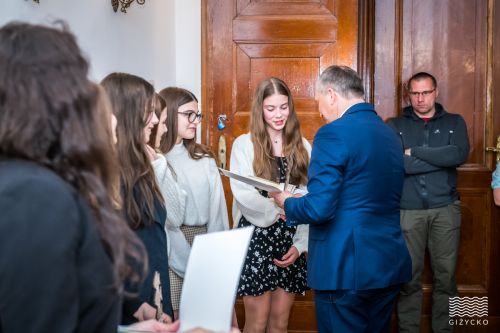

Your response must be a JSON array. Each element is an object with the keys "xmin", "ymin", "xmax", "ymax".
[{"xmin": 316, "ymin": 65, "xmax": 364, "ymax": 99}]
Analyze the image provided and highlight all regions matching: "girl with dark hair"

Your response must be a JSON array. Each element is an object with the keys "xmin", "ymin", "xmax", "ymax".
[
  {"xmin": 100, "ymin": 72, "xmax": 174, "ymax": 324},
  {"xmin": 229, "ymin": 77, "xmax": 310, "ymax": 333},
  {"xmin": 149, "ymin": 92, "xmax": 188, "ymax": 316},
  {"xmin": 0, "ymin": 22, "xmax": 179, "ymax": 333},
  {"xmin": 151, "ymin": 93, "xmax": 169, "ymax": 151},
  {"xmin": 157, "ymin": 87, "xmax": 229, "ymax": 316}
]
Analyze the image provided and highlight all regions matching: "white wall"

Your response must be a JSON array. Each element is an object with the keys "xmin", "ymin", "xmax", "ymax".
[{"xmin": 0, "ymin": 0, "xmax": 201, "ymax": 99}]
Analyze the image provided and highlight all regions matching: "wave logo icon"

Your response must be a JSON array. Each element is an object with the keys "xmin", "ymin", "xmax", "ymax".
[{"xmin": 449, "ymin": 296, "xmax": 488, "ymax": 317}]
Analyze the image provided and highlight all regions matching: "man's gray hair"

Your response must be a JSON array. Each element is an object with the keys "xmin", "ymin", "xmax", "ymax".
[{"xmin": 316, "ymin": 65, "xmax": 364, "ymax": 99}]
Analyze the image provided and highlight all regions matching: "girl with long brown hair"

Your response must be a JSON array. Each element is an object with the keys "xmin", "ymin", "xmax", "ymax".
[
  {"xmin": 0, "ymin": 22, "xmax": 180, "ymax": 333},
  {"xmin": 101, "ymin": 72, "xmax": 173, "ymax": 325},
  {"xmin": 229, "ymin": 77, "xmax": 310, "ymax": 333},
  {"xmin": 149, "ymin": 92, "xmax": 188, "ymax": 318},
  {"xmin": 157, "ymin": 87, "xmax": 230, "ymax": 316}
]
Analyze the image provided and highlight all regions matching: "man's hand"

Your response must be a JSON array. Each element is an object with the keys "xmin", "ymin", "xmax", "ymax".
[
  {"xmin": 273, "ymin": 246, "xmax": 299, "ymax": 268},
  {"xmin": 268, "ymin": 190, "xmax": 294, "ymax": 209},
  {"xmin": 404, "ymin": 148, "xmax": 411, "ymax": 156}
]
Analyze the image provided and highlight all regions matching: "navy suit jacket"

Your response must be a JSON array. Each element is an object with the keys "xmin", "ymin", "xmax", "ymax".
[{"xmin": 285, "ymin": 103, "xmax": 412, "ymax": 291}]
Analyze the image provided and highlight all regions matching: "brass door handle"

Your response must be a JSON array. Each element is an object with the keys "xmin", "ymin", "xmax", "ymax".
[
  {"xmin": 218, "ymin": 134, "xmax": 227, "ymax": 169},
  {"xmin": 485, "ymin": 135, "xmax": 500, "ymax": 161}
]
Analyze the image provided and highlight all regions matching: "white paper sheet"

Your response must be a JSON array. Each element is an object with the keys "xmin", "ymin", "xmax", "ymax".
[
  {"xmin": 219, "ymin": 168, "xmax": 297, "ymax": 193},
  {"xmin": 179, "ymin": 226, "xmax": 254, "ymax": 332}
]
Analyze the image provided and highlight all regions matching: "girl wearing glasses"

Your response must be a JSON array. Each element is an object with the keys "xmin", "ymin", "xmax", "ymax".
[
  {"xmin": 157, "ymin": 87, "xmax": 230, "ymax": 317},
  {"xmin": 101, "ymin": 73, "xmax": 174, "ymax": 325},
  {"xmin": 229, "ymin": 77, "xmax": 310, "ymax": 333}
]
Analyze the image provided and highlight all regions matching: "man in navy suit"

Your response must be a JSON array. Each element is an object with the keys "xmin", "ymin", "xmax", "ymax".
[{"xmin": 271, "ymin": 65, "xmax": 412, "ymax": 332}]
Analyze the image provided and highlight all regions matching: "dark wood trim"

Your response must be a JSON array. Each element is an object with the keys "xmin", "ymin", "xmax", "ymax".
[
  {"xmin": 201, "ymin": 0, "xmax": 209, "ymax": 145},
  {"xmin": 358, "ymin": 0, "xmax": 375, "ymax": 103},
  {"xmin": 394, "ymin": 0, "xmax": 403, "ymax": 116}
]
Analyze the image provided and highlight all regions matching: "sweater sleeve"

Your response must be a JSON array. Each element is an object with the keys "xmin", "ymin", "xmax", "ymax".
[
  {"xmin": 386, "ymin": 119, "xmax": 441, "ymax": 174},
  {"xmin": 403, "ymin": 155, "xmax": 442, "ymax": 174},
  {"xmin": 207, "ymin": 158, "xmax": 230, "ymax": 233},
  {"xmin": 493, "ymin": 162, "xmax": 500, "ymax": 189},
  {"xmin": 411, "ymin": 115, "xmax": 470, "ymax": 167},
  {"xmin": 230, "ymin": 134, "xmax": 281, "ymax": 228},
  {"xmin": 152, "ymin": 155, "xmax": 190, "ymax": 277}
]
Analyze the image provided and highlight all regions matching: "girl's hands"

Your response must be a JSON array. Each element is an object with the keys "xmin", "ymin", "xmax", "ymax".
[{"xmin": 273, "ymin": 246, "xmax": 299, "ymax": 268}]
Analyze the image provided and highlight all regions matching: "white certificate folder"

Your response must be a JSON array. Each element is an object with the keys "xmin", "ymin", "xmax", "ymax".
[
  {"xmin": 179, "ymin": 226, "xmax": 254, "ymax": 332},
  {"xmin": 219, "ymin": 168, "xmax": 296, "ymax": 193}
]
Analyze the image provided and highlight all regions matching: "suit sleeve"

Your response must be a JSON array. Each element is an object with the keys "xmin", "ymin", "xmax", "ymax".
[
  {"xmin": 207, "ymin": 158, "xmax": 230, "ymax": 232},
  {"xmin": 0, "ymin": 178, "xmax": 81, "ymax": 333},
  {"xmin": 290, "ymin": 137, "xmax": 311, "ymax": 254},
  {"xmin": 285, "ymin": 129, "xmax": 347, "ymax": 225}
]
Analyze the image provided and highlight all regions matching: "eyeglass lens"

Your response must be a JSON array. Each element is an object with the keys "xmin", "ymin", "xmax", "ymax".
[
  {"xmin": 179, "ymin": 111, "xmax": 203, "ymax": 123},
  {"xmin": 409, "ymin": 89, "xmax": 435, "ymax": 97},
  {"xmin": 188, "ymin": 112, "xmax": 203, "ymax": 123}
]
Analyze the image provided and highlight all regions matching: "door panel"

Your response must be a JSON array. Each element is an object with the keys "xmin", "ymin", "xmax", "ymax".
[
  {"xmin": 203, "ymin": 1, "xmax": 358, "ymax": 331},
  {"xmin": 202, "ymin": 0, "xmax": 358, "ymax": 222},
  {"xmin": 375, "ymin": 0, "xmax": 499, "ymax": 331}
]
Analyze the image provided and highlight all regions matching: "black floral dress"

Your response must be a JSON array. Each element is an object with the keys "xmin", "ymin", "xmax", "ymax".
[{"xmin": 237, "ymin": 157, "xmax": 308, "ymax": 296}]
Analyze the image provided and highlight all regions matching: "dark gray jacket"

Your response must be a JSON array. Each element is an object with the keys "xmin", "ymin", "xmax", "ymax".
[{"xmin": 387, "ymin": 103, "xmax": 469, "ymax": 209}]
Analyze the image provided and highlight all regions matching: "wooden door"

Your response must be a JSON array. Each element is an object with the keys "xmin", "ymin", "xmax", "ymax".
[
  {"xmin": 202, "ymin": 0, "xmax": 359, "ymax": 331},
  {"xmin": 375, "ymin": 0, "xmax": 500, "ymax": 331}
]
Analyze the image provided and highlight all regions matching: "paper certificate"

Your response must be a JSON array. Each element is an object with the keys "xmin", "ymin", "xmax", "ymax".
[
  {"xmin": 179, "ymin": 226, "xmax": 254, "ymax": 332},
  {"xmin": 218, "ymin": 168, "xmax": 290, "ymax": 193}
]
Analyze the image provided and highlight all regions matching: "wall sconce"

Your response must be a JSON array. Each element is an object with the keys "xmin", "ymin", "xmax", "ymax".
[
  {"xmin": 30, "ymin": 0, "xmax": 146, "ymax": 13},
  {"xmin": 112, "ymin": 0, "xmax": 146, "ymax": 13}
]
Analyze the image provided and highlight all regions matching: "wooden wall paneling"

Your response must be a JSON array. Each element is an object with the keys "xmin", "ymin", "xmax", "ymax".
[
  {"xmin": 401, "ymin": 0, "xmax": 486, "ymax": 167},
  {"xmin": 374, "ymin": 0, "xmax": 400, "ymax": 120},
  {"xmin": 374, "ymin": 0, "xmax": 499, "ymax": 331},
  {"xmin": 358, "ymin": 0, "xmax": 375, "ymax": 103}
]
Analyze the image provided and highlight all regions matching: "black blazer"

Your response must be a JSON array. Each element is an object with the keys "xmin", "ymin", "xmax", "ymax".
[
  {"xmin": 0, "ymin": 160, "xmax": 119, "ymax": 333},
  {"xmin": 121, "ymin": 186, "xmax": 173, "ymax": 324}
]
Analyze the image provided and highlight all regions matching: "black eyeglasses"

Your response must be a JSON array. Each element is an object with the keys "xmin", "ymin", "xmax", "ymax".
[
  {"xmin": 408, "ymin": 89, "xmax": 435, "ymax": 98},
  {"xmin": 178, "ymin": 111, "xmax": 203, "ymax": 123}
]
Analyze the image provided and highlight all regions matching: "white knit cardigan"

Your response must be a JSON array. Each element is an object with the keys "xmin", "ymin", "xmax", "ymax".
[{"xmin": 229, "ymin": 133, "xmax": 310, "ymax": 254}]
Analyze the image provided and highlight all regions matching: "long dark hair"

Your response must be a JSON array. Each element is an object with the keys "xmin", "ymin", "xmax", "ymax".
[
  {"xmin": 151, "ymin": 93, "xmax": 166, "ymax": 151},
  {"xmin": 158, "ymin": 87, "xmax": 215, "ymax": 159},
  {"xmin": 101, "ymin": 72, "xmax": 164, "ymax": 229},
  {"xmin": 250, "ymin": 77, "xmax": 309, "ymax": 185},
  {"xmin": 0, "ymin": 22, "xmax": 145, "ymax": 285}
]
